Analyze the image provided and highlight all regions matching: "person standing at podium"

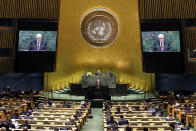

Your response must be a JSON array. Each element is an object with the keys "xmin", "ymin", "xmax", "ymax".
[
  {"xmin": 96, "ymin": 69, "xmax": 102, "ymax": 76},
  {"xmin": 96, "ymin": 79, "xmax": 100, "ymax": 90}
]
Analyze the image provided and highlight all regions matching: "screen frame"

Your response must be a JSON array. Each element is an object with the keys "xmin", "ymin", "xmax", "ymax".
[
  {"xmin": 18, "ymin": 30, "xmax": 58, "ymax": 52},
  {"xmin": 141, "ymin": 30, "xmax": 181, "ymax": 53},
  {"xmin": 15, "ymin": 19, "xmax": 59, "ymax": 72},
  {"xmin": 140, "ymin": 20, "xmax": 185, "ymax": 73},
  {"xmin": 140, "ymin": 20, "xmax": 184, "ymax": 53},
  {"xmin": 16, "ymin": 19, "xmax": 59, "ymax": 53}
]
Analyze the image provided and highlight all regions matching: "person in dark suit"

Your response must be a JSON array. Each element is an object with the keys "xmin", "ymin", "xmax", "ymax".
[
  {"xmin": 12, "ymin": 110, "xmax": 19, "ymax": 119},
  {"xmin": 75, "ymin": 110, "xmax": 82, "ymax": 117},
  {"xmin": 64, "ymin": 102, "xmax": 71, "ymax": 108},
  {"xmin": 115, "ymin": 106, "xmax": 121, "ymax": 114},
  {"xmin": 28, "ymin": 34, "xmax": 48, "ymax": 51},
  {"xmin": 22, "ymin": 107, "xmax": 32, "ymax": 115},
  {"xmin": 6, "ymin": 119, "xmax": 15, "ymax": 128},
  {"xmin": 95, "ymin": 69, "xmax": 102, "ymax": 76},
  {"xmin": 107, "ymin": 116, "xmax": 117, "ymax": 125},
  {"xmin": 118, "ymin": 115, "xmax": 129, "ymax": 125},
  {"xmin": 3, "ymin": 85, "xmax": 12, "ymax": 93},
  {"xmin": 103, "ymin": 105, "xmax": 110, "ymax": 112},
  {"xmin": 153, "ymin": 34, "xmax": 171, "ymax": 52}
]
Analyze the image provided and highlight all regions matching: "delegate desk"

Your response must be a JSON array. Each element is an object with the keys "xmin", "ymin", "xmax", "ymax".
[{"xmin": 82, "ymin": 75, "xmax": 116, "ymax": 88}]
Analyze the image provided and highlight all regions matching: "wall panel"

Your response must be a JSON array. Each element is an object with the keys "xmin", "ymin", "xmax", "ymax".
[
  {"xmin": 0, "ymin": 0, "xmax": 60, "ymax": 19},
  {"xmin": 184, "ymin": 33, "xmax": 196, "ymax": 73},
  {"xmin": 139, "ymin": 0, "xmax": 196, "ymax": 20},
  {"xmin": 0, "ymin": 32, "xmax": 16, "ymax": 72},
  {"xmin": 0, "ymin": 0, "xmax": 60, "ymax": 72}
]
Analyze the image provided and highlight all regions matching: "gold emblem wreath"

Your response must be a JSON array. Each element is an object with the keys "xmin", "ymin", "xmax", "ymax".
[{"xmin": 81, "ymin": 9, "xmax": 119, "ymax": 48}]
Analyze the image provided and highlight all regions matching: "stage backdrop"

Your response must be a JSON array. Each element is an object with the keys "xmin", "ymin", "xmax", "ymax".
[{"xmin": 44, "ymin": 0, "xmax": 155, "ymax": 92}]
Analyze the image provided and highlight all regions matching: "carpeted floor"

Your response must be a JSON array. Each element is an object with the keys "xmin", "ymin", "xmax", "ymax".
[{"xmin": 81, "ymin": 108, "xmax": 103, "ymax": 131}]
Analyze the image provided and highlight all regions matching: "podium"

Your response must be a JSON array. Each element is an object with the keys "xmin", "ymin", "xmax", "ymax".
[
  {"xmin": 82, "ymin": 75, "xmax": 116, "ymax": 88},
  {"xmin": 82, "ymin": 75, "xmax": 116, "ymax": 100},
  {"xmin": 70, "ymin": 74, "xmax": 128, "ymax": 100}
]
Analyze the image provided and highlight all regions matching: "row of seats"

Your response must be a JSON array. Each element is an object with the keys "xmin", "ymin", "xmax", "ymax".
[
  {"xmin": 0, "ymin": 96, "xmax": 33, "ymax": 121},
  {"xmin": 102, "ymin": 101, "xmax": 188, "ymax": 131},
  {"xmin": 161, "ymin": 94, "xmax": 196, "ymax": 128},
  {"xmin": 0, "ymin": 95, "xmax": 91, "ymax": 131},
  {"xmin": 13, "ymin": 100, "xmax": 91, "ymax": 131}
]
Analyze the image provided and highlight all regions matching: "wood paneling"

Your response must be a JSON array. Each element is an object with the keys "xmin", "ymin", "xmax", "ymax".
[
  {"xmin": 0, "ymin": 32, "xmax": 16, "ymax": 72},
  {"xmin": 184, "ymin": 33, "xmax": 196, "ymax": 73},
  {"xmin": 139, "ymin": 0, "xmax": 196, "ymax": 20},
  {"xmin": 0, "ymin": 0, "xmax": 60, "ymax": 19}
]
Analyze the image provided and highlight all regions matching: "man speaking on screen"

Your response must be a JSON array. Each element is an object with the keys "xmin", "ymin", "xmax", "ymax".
[
  {"xmin": 28, "ymin": 34, "xmax": 48, "ymax": 51},
  {"xmin": 153, "ymin": 34, "xmax": 171, "ymax": 52}
]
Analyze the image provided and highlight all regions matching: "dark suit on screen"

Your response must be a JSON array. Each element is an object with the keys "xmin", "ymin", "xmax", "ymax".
[
  {"xmin": 28, "ymin": 40, "xmax": 48, "ymax": 51},
  {"xmin": 153, "ymin": 40, "xmax": 171, "ymax": 52}
]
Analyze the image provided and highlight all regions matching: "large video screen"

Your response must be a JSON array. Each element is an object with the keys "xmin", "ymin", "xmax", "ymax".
[
  {"xmin": 141, "ymin": 31, "xmax": 181, "ymax": 52},
  {"xmin": 18, "ymin": 31, "xmax": 57, "ymax": 51}
]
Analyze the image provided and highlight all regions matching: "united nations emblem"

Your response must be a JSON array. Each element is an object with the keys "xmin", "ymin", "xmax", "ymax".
[{"xmin": 81, "ymin": 9, "xmax": 119, "ymax": 47}]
